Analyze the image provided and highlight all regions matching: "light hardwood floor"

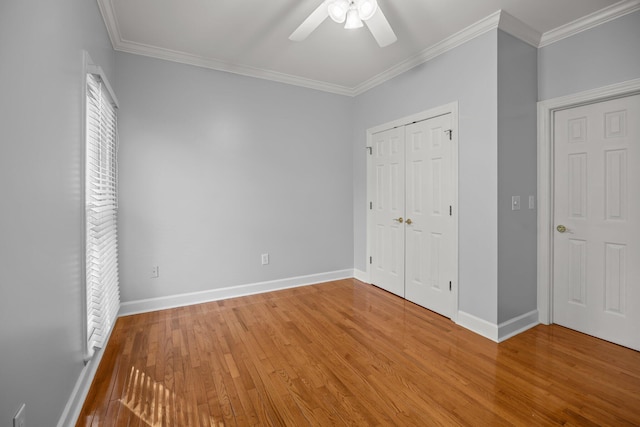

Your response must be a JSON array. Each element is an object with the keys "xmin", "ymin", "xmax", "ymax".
[{"xmin": 77, "ymin": 279, "xmax": 640, "ymax": 426}]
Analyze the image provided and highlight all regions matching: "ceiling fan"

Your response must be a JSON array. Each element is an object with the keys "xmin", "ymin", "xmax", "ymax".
[{"xmin": 289, "ymin": 0, "xmax": 397, "ymax": 47}]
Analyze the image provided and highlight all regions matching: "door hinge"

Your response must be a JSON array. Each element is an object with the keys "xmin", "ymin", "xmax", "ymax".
[
  {"xmin": 449, "ymin": 281, "xmax": 452, "ymax": 291},
  {"xmin": 449, "ymin": 205, "xmax": 452, "ymax": 216},
  {"xmin": 445, "ymin": 129, "xmax": 453, "ymax": 140},
  {"xmin": 370, "ymin": 201, "xmax": 373, "ymax": 210},
  {"xmin": 369, "ymin": 256, "xmax": 373, "ymax": 264},
  {"xmin": 366, "ymin": 147, "xmax": 372, "ymax": 155}
]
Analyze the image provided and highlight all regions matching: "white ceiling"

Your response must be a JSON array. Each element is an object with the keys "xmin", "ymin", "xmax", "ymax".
[{"xmin": 98, "ymin": 0, "xmax": 638, "ymax": 95}]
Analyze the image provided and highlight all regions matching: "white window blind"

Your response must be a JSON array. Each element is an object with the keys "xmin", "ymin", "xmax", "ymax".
[{"xmin": 85, "ymin": 70, "xmax": 120, "ymax": 357}]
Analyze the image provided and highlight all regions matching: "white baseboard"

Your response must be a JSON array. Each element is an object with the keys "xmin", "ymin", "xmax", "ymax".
[
  {"xmin": 497, "ymin": 309, "xmax": 539, "ymax": 342},
  {"xmin": 353, "ymin": 268, "xmax": 368, "ymax": 283},
  {"xmin": 457, "ymin": 309, "xmax": 540, "ymax": 343},
  {"xmin": 457, "ymin": 311, "xmax": 499, "ymax": 342},
  {"xmin": 119, "ymin": 269, "xmax": 355, "ymax": 316},
  {"xmin": 57, "ymin": 328, "xmax": 113, "ymax": 427}
]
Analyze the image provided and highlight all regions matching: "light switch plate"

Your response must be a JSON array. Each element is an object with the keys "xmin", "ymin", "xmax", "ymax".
[{"xmin": 512, "ymin": 196, "xmax": 521, "ymax": 211}]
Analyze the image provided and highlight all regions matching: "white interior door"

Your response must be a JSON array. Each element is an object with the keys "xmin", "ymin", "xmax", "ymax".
[
  {"xmin": 404, "ymin": 115, "xmax": 455, "ymax": 318},
  {"xmin": 553, "ymin": 94, "xmax": 640, "ymax": 351},
  {"xmin": 370, "ymin": 127, "xmax": 405, "ymax": 297}
]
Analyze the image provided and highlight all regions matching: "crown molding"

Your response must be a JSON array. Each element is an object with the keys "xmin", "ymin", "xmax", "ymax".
[
  {"xmin": 96, "ymin": 0, "xmax": 353, "ymax": 96},
  {"xmin": 114, "ymin": 39, "xmax": 355, "ymax": 96},
  {"xmin": 352, "ymin": 10, "xmax": 503, "ymax": 95},
  {"xmin": 539, "ymin": 0, "xmax": 640, "ymax": 47},
  {"xmin": 97, "ymin": 0, "xmax": 121, "ymax": 49},
  {"xmin": 353, "ymin": 9, "xmax": 545, "ymax": 95},
  {"xmin": 498, "ymin": 10, "xmax": 541, "ymax": 47}
]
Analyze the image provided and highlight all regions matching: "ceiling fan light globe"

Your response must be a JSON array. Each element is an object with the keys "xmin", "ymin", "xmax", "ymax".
[
  {"xmin": 344, "ymin": 8, "xmax": 363, "ymax": 29},
  {"xmin": 357, "ymin": 0, "xmax": 378, "ymax": 21},
  {"xmin": 328, "ymin": 0, "xmax": 349, "ymax": 23}
]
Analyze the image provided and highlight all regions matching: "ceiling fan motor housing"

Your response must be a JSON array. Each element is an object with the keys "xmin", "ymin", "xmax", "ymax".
[
  {"xmin": 328, "ymin": 0, "xmax": 379, "ymax": 24},
  {"xmin": 290, "ymin": 0, "xmax": 395, "ymax": 48}
]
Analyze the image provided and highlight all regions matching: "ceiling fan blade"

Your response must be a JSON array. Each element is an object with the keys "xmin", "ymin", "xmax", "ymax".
[
  {"xmin": 365, "ymin": 7, "xmax": 397, "ymax": 47},
  {"xmin": 289, "ymin": 2, "xmax": 329, "ymax": 42}
]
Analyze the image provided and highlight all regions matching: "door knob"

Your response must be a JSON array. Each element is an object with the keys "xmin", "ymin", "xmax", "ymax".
[
  {"xmin": 406, "ymin": 218, "xmax": 412, "ymax": 225},
  {"xmin": 556, "ymin": 224, "xmax": 567, "ymax": 233},
  {"xmin": 394, "ymin": 217, "xmax": 404, "ymax": 223}
]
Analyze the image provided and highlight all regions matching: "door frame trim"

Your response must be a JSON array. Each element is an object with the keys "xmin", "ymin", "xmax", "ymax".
[
  {"xmin": 537, "ymin": 78, "xmax": 640, "ymax": 324},
  {"xmin": 365, "ymin": 102, "xmax": 459, "ymax": 321}
]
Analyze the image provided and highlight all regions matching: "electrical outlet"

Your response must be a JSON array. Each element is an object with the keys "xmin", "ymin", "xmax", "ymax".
[
  {"xmin": 151, "ymin": 266, "xmax": 159, "ymax": 278},
  {"xmin": 13, "ymin": 404, "xmax": 25, "ymax": 427},
  {"xmin": 261, "ymin": 253, "xmax": 269, "ymax": 265}
]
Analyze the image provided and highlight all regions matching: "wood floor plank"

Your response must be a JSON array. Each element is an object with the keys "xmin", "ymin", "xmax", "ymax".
[{"xmin": 78, "ymin": 279, "xmax": 640, "ymax": 426}]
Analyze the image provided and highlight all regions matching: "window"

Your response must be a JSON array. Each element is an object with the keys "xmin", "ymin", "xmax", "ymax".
[{"xmin": 84, "ymin": 58, "xmax": 120, "ymax": 358}]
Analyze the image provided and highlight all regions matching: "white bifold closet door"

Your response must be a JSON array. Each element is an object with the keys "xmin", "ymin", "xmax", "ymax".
[
  {"xmin": 371, "ymin": 126, "xmax": 406, "ymax": 297},
  {"xmin": 553, "ymin": 94, "xmax": 640, "ymax": 351},
  {"xmin": 370, "ymin": 113, "xmax": 455, "ymax": 318}
]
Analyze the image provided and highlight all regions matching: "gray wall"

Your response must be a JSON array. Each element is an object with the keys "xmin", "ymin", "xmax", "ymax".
[
  {"xmin": 0, "ymin": 0, "xmax": 114, "ymax": 426},
  {"xmin": 353, "ymin": 31, "xmax": 499, "ymax": 323},
  {"xmin": 115, "ymin": 53, "xmax": 354, "ymax": 302},
  {"xmin": 539, "ymin": 10, "xmax": 640, "ymax": 100},
  {"xmin": 497, "ymin": 31, "xmax": 538, "ymax": 323}
]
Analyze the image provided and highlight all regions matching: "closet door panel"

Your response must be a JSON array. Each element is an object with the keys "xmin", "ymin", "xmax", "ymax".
[
  {"xmin": 405, "ymin": 114, "xmax": 455, "ymax": 317},
  {"xmin": 370, "ymin": 127, "xmax": 406, "ymax": 297}
]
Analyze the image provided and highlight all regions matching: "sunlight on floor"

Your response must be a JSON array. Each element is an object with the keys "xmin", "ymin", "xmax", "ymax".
[{"xmin": 120, "ymin": 365, "xmax": 225, "ymax": 426}]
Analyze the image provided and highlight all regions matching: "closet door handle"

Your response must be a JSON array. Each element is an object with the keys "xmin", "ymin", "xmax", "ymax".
[
  {"xmin": 406, "ymin": 219, "xmax": 413, "ymax": 225},
  {"xmin": 394, "ymin": 217, "xmax": 404, "ymax": 223}
]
